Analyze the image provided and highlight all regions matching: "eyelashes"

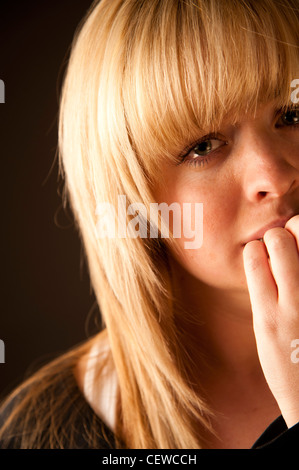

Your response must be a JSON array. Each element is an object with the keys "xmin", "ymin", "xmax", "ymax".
[
  {"xmin": 178, "ymin": 133, "xmax": 228, "ymax": 168},
  {"xmin": 178, "ymin": 107, "xmax": 299, "ymax": 169},
  {"xmin": 277, "ymin": 107, "xmax": 299, "ymax": 126}
]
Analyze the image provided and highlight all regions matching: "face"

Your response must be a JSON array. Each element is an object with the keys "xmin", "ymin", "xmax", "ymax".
[{"xmin": 154, "ymin": 100, "xmax": 299, "ymax": 292}]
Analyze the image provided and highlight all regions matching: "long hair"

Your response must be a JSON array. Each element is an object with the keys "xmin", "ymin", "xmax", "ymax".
[{"xmin": 1, "ymin": 0, "xmax": 299, "ymax": 449}]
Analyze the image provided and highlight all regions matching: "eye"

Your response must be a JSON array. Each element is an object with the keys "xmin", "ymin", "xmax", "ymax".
[
  {"xmin": 191, "ymin": 139, "xmax": 224, "ymax": 157},
  {"xmin": 179, "ymin": 134, "xmax": 228, "ymax": 168},
  {"xmin": 278, "ymin": 107, "xmax": 299, "ymax": 126}
]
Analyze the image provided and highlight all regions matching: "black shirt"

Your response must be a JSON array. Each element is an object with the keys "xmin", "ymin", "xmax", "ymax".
[{"xmin": 0, "ymin": 366, "xmax": 298, "ymax": 449}]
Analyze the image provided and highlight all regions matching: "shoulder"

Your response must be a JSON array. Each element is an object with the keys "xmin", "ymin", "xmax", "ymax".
[{"xmin": 0, "ymin": 336, "xmax": 117, "ymax": 449}]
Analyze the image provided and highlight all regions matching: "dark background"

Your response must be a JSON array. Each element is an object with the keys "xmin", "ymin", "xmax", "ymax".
[{"xmin": 0, "ymin": 0, "xmax": 101, "ymax": 399}]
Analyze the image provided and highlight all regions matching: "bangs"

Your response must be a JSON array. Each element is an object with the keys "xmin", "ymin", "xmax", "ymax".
[{"xmin": 121, "ymin": 0, "xmax": 299, "ymax": 177}]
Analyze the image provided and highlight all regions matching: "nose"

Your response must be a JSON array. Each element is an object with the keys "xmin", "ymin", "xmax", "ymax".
[{"xmin": 238, "ymin": 127, "xmax": 299, "ymax": 203}]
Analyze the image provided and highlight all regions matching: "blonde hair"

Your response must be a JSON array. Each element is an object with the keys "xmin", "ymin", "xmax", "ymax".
[{"xmin": 1, "ymin": 0, "xmax": 299, "ymax": 449}]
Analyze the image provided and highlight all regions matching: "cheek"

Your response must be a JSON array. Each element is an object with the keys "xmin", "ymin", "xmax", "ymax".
[
  {"xmin": 154, "ymin": 171, "xmax": 247, "ymax": 287},
  {"xmin": 156, "ymin": 176, "xmax": 233, "ymax": 252},
  {"xmin": 166, "ymin": 199, "xmax": 245, "ymax": 288},
  {"xmin": 166, "ymin": 199, "xmax": 229, "ymax": 274}
]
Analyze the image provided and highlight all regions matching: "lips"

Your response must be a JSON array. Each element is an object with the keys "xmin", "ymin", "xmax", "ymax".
[{"xmin": 243, "ymin": 217, "xmax": 292, "ymax": 245}]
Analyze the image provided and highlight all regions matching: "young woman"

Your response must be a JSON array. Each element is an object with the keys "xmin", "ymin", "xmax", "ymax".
[{"xmin": 0, "ymin": 0, "xmax": 299, "ymax": 449}]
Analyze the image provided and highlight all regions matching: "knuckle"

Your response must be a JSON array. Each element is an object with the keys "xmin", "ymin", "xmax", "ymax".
[
  {"xmin": 254, "ymin": 307, "xmax": 278, "ymax": 333},
  {"xmin": 264, "ymin": 227, "xmax": 293, "ymax": 251}
]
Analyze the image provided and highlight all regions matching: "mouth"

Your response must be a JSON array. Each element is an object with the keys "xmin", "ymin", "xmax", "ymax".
[{"xmin": 242, "ymin": 216, "xmax": 293, "ymax": 246}]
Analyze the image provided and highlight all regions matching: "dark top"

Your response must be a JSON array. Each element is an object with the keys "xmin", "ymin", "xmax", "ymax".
[
  {"xmin": 0, "ymin": 363, "xmax": 117, "ymax": 449},
  {"xmin": 0, "ymin": 365, "xmax": 298, "ymax": 449}
]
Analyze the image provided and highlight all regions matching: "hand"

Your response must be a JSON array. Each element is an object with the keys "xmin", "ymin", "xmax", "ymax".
[{"xmin": 243, "ymin": 214, "xmax": 299, "ymax": 428}]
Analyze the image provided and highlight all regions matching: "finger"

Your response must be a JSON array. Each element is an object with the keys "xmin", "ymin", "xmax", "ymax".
[
  {"xmin": 285, "ymin": 214, "xmax": 299, "ymax": 251},
  {"xmin": 243, "ymin": 240, "xmax": 277, "ymax": 315},
  {"xmin": 263, "ymin": 227, "xmax": 299, "ymax": 302}
]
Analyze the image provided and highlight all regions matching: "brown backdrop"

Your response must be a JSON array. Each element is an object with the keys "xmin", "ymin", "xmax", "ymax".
[{"xmin": 0, "ymin": 0, "xmax": 102, "ymax": 398}]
